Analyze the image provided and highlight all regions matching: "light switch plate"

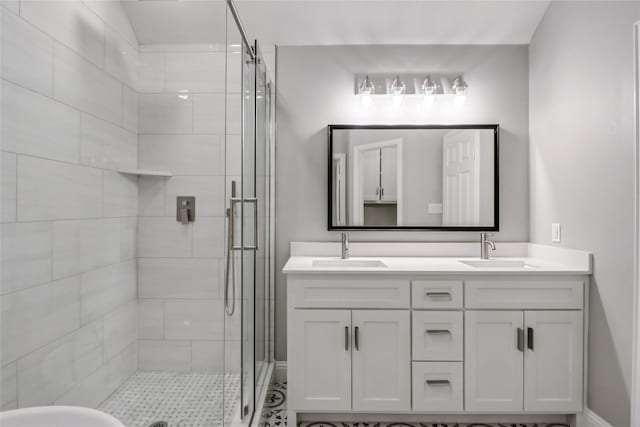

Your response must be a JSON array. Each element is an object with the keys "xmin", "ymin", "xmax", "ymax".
[{"xmin": 551, "ymin": 223, "xmax": 561, "ymax": 243}]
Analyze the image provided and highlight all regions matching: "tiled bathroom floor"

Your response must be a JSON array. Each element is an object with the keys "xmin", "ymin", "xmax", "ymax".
[
  {"xmin": 257, "ymin": 382, "xmax": 572, "ymax": 427},
  {"xmin": 99, "ymin": 371, "xmax": 240, "ymax": 427}
]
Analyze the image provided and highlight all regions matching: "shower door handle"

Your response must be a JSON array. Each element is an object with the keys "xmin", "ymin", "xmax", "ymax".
[
  {"xmin": 243, "ymin": 198, "xmax": 258, "ymax": 251},
  {"xmin": 229, "ymin": 197, "xmax": 243, "ymax": 251}
]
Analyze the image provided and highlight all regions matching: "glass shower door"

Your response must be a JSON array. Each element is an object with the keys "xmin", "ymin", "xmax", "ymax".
[
  {"xmin": 223, "ymin": 10, "xmax": 271, "ymax": 427},
  {"xmin": 240, "ymin": 41, "xmax": 257, "ymax": 422}
]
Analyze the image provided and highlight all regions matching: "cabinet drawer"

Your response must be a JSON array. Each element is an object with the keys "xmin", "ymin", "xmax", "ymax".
[
  {"xmin": 465, "ymin": 280, "xmax": 584, "ymax": 309},
  {"xmin": 290, "ymin": 278, "xmax": 410, "ymax": 308},
  {"xmin": 412, "ymin": 311, "xmax": 463, "ymax": 361},
  {"xmin": 412, "ymin": 280, "xmax": 463, "ymax": 309},
  {"xmin": 412, "ymin": 362, "xmax": 463, "ymax": 412}
]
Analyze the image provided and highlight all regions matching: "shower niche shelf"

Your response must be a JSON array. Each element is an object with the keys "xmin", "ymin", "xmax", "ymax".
[{"xmin": 118, "ymin": 169, "xmax": 173, "ymax": 177}]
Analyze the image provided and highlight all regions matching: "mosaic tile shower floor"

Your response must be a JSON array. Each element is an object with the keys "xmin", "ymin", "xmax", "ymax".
[
  {"xmin": 257, "ymin": 382, "xmax": 572, "ymax": 427},
  {"xmin": 99, "ymin": 371, "xmax": 240, "ymax": 427}
]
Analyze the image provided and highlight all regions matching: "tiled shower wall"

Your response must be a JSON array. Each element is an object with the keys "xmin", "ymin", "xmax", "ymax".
[
  {"xmin": 0, "ymin": 1, "xmax": 139, "ymax": 409},
  {"xmin": 135, "ymin": 43, "xmax": 238, "ymax": 373}
]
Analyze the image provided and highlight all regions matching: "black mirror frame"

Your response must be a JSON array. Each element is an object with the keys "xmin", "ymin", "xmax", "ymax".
[{"xmin": 327, "ymin": 124, "xmax": 500, "ymax": 231}]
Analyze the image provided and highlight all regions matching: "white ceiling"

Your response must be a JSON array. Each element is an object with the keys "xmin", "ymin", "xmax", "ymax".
[
  {"xmin": 236, "ymin": 0, "xmax": 551, "ymax": 46},
  {"xmin": 121, "ymin": 1, "xmax": 227, "ymax": 45},
  {"xmin": 122, "ymin": 0, "xmax": 550, "ymax": 46}
]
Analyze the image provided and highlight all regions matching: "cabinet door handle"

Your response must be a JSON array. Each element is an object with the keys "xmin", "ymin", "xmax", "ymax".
[
  {"xmin": 344, "ymin": 326, "xmax": 349, "ymax": 351},
  {"xmin": 426, "ymin": 379, "xmax": 450, "ymax": 386},
  {"xmin": 426, "ymin": 329, "xmax": 450, "ymax": 335},
  {"xmin": 426, "ymin": 291, "xmax": 451, "ymax": 299},
  {"xmin": 354, "ymin": 326, "xmax": 359, "ymax": 351},
  {"xmin": 527, "ymin": 327, "xmax": 534, "ymax": 351},
  {"xmin": 517, "ymin": 328, "xmax": 524, "ymax": 352},
  {"xmin": 380, "ymin": 187, "xmax": 384, "ymax": 197}
]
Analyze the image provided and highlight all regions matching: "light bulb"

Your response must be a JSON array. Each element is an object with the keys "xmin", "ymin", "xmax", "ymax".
[
  {"xmin": 451, "ymin": 76, "xmax": 468, "ymax": 108},
  {"xmin": 360, "ymin": 94, "xmax": 373, "ymax": 108},
  {"xmin": 390, "ymin": 75, "xmax": 405, "ymax": 109},
  {"xmin": 421, "ymin": 75, "xmax": 437, "ymax": 109},
  {"xmin": 358, "ymin": 75, "xmax": 375, "ymax": 109}
]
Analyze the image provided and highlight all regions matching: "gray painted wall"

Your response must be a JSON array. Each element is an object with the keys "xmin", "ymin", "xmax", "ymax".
[
  {"xmin": 529, "ymin": 2, "xmax": 640, "ymax": 425},
  {"xmin": 275, "ymin": 44, "xmax": 530, "ymax": 360}
]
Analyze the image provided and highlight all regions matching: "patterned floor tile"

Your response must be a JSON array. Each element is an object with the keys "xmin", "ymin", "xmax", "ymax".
[{"xmin": 257, "ymin": 382, "xmax": 570, "ymax": 427}]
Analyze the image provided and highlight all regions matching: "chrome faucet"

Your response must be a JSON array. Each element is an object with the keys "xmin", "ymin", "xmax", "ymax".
[
  {"xmin": 341, "ymin": 232, "xmax": 349, "ymax": 259},
  {"xmin": 480, "ymin": 232, "xmax": 496, "ymax": 260}
]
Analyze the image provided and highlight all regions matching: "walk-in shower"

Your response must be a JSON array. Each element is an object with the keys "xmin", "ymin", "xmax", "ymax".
[{"xmin": 0, "ymin": 0, "xmax": 273, "ymax": 426}]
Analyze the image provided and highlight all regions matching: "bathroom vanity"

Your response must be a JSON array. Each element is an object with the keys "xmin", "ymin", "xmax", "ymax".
[{"xmin": 284, "ymin": 242, "xmax": 592, "ymax": 424}]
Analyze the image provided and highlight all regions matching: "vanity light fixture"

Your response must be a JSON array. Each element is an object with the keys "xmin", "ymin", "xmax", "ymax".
[
  {"xmin": 358, "ymin": 75, "xmax": 375, "ymax": 108},
  {"xmin": 390, "ymin": 75, "xmax": 406, "ymax": 108},
  {"xmin": 354, "ymin": 73, "xmax": 469, "ymax": 110},
  {"xmin": 421, "ymin": 75, "xmax": 438, "ymax": 108},
  {"xmin": 451, "ymin": 75, "xmax": 468, "ymax": 108}
]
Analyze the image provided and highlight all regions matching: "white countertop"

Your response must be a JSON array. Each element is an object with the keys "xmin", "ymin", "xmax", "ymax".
[
  {"xmin": 282, "ymin": 242, "xmax": 592, "ymax": 275},
  {"xmin": 283, "ymin": 256, "xmax": 589, "ymax": 275}
]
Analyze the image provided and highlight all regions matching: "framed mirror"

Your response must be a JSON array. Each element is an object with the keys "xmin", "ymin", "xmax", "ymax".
[{"xmin": 328, "ymin": 124, "xmax": 499, "ymax": 231}]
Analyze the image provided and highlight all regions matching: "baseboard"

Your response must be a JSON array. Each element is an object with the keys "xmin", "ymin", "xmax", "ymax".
[
  {"xmin": 581, "ymin": 408, "xmax": 613, "ymax": 427},
  {"xmin": 274, "ymin": 360, "xmax": 287, "ymax": 382}
]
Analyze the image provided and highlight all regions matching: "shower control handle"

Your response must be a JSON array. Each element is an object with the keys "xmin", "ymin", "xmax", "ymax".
[{"xmin": 176, "ymin": 196, "xmax": 195, "ymax": 224}]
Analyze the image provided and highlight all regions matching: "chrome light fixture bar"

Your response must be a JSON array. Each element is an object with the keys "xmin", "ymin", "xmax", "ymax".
[{"xmin": 354, "ymin": 74, "xmax": 466, "ymax": 96}]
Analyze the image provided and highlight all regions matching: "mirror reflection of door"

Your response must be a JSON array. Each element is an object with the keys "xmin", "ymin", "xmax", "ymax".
[
  {"xmin": 352, "ymin": 140, "xmax": 403, "ymax": 226},
  {"xmin": 442, "ymin": 130, "xmax": 494, "ymax": 226}
]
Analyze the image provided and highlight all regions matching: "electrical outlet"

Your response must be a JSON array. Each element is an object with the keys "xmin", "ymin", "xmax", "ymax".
[{"xmin": 551, "ymin": 223, "xmax": 561, "ymax": 243}]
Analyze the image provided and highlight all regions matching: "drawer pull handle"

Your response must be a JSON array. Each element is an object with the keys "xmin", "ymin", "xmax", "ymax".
[
  {"xmin": 517, "ymin": 328, "xmax": 524, "ymax": 352},
  {"xmin": 344, "ymin": 326, "xmax": 349, "ymax": 351},
  {"xmin": 426, "ymin": 380, "xmax": 450, "ymax": 386},
  {"xmin": 426, "ymin": 329, "xmax": 450, "ymax": 335},
  {"xmin": 527, "ymin": 327, "xmax": 534, "ymax": 351},
  {"xmin": 426, "ymin": 292, "xmax": 451, "ymax": 299},
  {"xmin": 354, "ymin": 326, "xmax": 359, "ymax": 351}
]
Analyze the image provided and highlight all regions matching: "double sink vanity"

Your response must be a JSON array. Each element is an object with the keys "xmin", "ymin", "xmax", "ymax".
[
  {"xmin": 282, "ymin": 124, "xmax": 592, "ymax": 424},
  {"xmin": 284, "ymin": 240, "xmax": 592, "ymax": 424}
]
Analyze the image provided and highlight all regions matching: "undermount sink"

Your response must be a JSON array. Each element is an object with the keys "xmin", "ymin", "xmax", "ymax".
[
  {"xmin": 459, "ymin": 259, "xmax": 536, "ymax": 269},
  {"xmin": 312, "ymin": 259, "xmax": 388, "ymax": 269}
]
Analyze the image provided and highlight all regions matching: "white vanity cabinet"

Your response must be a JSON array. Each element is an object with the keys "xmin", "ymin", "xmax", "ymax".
[
  {"xmin": 464, "ymin": 280, "xmax": 584, "ymax": 413},
  {"xmin": 290, "ymin": 309, "xmax": 411, "ymax": 412},
  {"xmin": 286, "ymin": 272, "xmax": 588, "ymax": 423}
]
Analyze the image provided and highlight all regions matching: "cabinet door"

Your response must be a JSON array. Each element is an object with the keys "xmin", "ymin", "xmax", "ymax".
[
  {"xmin": 465, "ymin": 311, "xmax": 524, "ymax": 411},
  {"xmin": 362, "ymin": 149, "xmax": 380, "ymax": 201},
  {"xmin": 291, "ymin": 310, "xmax": 351, "ymax": 411},
  {"xmin": 524, "ymin": 311, "xmax": 583, "ymax": 412},
  {"xmin": 352, "ymin": 310, "xmax": 410, "ymax": 411},
  {"xmin": 380, "ymin": 146, "xmax": 397, "ymax": 202}
]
